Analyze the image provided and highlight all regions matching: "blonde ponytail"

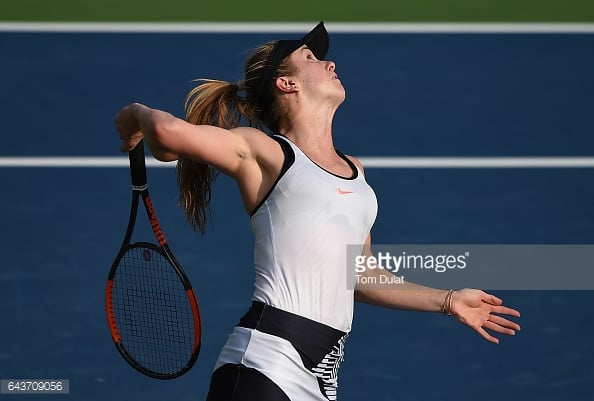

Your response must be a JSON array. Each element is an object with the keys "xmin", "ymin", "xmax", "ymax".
[
  {"xmin": 177, "ymin": 41, "xmax": 293, "ymax": 234},
  {"xmin": 177, "ymin": 79, "xmax": 258, "ymax": 234}
]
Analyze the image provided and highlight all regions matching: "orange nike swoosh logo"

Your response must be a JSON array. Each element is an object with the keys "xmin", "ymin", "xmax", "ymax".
[{"xmin": 338, "ymin": 188, "xmax": 354, "ymax": 195}]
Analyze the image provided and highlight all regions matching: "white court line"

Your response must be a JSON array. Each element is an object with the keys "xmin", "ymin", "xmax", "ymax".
[
  {"xmin": 1, "ymin": 22, "xmax": 594, "ymax": 33},
  {"xmin": 2, "ymin": 24, "xmax": 590, "ymax": 168},
  {"xmin": 1, "ymin": 157, "xmax": 594, "ymax": 168},
  {"xmin": 0, "ymin": 157, "xmax": 175, "ymax": 168},
  {"xmin": 358, "ymin": 157, "xmax": 594, "ymax": 168}
]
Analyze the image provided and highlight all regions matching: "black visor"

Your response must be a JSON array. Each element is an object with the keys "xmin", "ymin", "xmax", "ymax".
[{"xmin": 254, "ymin": 21, "xmax": 329, "ymax": 112}]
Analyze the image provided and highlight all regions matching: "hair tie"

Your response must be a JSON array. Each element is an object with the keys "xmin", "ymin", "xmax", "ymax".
[{"xmin": 236, "ymin": 79, "xmax": 247, "ymax": 91}]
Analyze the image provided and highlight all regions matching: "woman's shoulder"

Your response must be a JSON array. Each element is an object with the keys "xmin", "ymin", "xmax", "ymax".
[
  {"xmin": 230, "ymin": 126, "xmax": 271, "ymax": 141},
  {"xmin": 230, "ymin": 126, "xmax": 285, "ymax": 164},
  {"xmin": 230, "ymin": 127, "xmax": 280, "ymax": 148}
]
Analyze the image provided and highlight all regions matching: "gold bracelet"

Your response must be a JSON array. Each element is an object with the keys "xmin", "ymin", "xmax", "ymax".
[
  {"xmin": 441, "ymin": 290, "xmax": 450, "ymax": 314},
  {"xmin": 442, "ymin": 289, "xmax": 454, "ymax": 315},
  {"xmin": 447, "ymin": 289, "xmax": 454, "ymax": 316}
]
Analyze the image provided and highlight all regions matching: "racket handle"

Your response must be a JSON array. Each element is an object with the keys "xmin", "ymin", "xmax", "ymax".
[{"xmin": 129, "ymin": 139, "xmax": 148, "ymax": 188}]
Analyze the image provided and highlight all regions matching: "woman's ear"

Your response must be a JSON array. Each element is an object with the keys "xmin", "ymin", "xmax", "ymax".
[{"xmin": 275, "ymin": 76, "xmax": 298, "ymax": 93}]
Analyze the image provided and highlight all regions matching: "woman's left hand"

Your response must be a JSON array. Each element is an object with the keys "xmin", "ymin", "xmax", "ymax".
[{"xmin": 450, "ymin": 289, "xmax": 521, "ymax": 344}]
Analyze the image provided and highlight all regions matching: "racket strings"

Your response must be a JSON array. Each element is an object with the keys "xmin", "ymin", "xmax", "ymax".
[{"xmin": 111, "ymin": 246, "xmax": 195, "ymax": 375}]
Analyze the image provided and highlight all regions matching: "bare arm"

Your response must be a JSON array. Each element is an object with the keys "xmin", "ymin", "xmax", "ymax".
[
  {"xmin": 115, "ymin": 103, "xmax": 263, "ymax": 176},
  {"xmin": 347, "ymin": 155, "xmax": 521, "ymax": 343},
  {"xmin": 346, "ymin": 157, "xmax": 447, "ymax": 311},
  {"xmin": 115, "ymin": 103, "xmax": 284, "ymax": 213},
  {"xmin": 354, "ymin": 234, "xmax": 521, "ymax": 343},
  {"xmin": 353, "ymin": 234, "xmax": 450, "ymax": 312}
]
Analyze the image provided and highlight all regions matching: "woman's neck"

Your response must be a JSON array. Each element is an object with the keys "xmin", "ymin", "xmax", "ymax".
[{"xmin": 278, "ymin": 102, "xmax": 338, "ymax": 156}]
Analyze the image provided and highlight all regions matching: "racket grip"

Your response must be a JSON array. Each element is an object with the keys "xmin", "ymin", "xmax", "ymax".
[{"xmin": 129, "ymin": 139, "xmax": 148, "ymax": 187}]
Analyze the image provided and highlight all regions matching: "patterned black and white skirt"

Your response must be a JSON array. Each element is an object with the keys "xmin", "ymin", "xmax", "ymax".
[{"xmin": 206, "ymin": 301, "xmax": 349, "ymax": 401}]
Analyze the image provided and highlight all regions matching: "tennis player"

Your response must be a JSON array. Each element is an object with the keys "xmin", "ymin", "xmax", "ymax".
[{"xmin": 115, "ymin": 22, "xmax": 521, "ymax": 401}]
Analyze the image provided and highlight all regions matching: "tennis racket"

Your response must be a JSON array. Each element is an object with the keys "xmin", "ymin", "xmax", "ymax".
[{"xmin": 105, "ymin": 139, "xmax": 201, "ymax": 379}]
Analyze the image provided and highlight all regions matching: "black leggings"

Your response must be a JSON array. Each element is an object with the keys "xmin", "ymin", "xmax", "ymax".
[{"xmin": 206, "ymin": 363, "xmax": 291, "ymax": 401}]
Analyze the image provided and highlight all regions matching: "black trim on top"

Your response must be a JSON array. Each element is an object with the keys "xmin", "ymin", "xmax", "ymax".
[
  {"xmin": 277, "ymin": 134, "xmax": 358, "ymax": 180},
  {"xmin": 334, "ymin": 148, "xmax": 359, "ymax": 180},
  {"xmin": 249, "ymin": 135, "xmax": 295, "ymax": 217}
]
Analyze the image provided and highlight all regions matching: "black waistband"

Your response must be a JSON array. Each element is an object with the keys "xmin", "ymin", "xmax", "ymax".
[{"xmin": 238, "ymin": 301, "xmax": 347, "ymax": 369}]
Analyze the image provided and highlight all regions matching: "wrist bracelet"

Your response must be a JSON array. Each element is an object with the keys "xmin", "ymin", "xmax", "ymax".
[{"xmin": 442, "ymin": 289, "xmax": 455, "ymax": 315}]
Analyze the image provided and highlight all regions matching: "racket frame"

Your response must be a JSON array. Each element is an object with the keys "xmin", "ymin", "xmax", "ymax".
[{"xmin": 105, "ymin": 140, "xmax": 201, "ymax": 380}]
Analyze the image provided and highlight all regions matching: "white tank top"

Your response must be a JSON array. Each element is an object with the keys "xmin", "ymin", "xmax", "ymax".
[{"xmin": 250, "ymin": 135, "xmax": 378, "ymax": 332}]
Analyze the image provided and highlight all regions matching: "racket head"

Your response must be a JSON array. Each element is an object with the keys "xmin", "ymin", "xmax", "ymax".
[{"xmin": 106, "ymin": 241, "xmax": 201, "ymax": 379}]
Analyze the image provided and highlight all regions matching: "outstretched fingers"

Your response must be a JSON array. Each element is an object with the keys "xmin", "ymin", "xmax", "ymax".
[
  {"xmin": 471, "ymin": 315, "xmax": 518, "ymax": 344},
  {"xmin": 452, "ymin": 289, "xmax": 521, "ymax": 343},
  {"xmin": 487, "ymin": 314, "xmax": 521, "ymax": 331},
  {"xmin": 475, "ymin": 326, "xmax": 500, "ymax": 344},
  {"xmin": 492, "ymin": 304, "xmax": 521, "ymax": 318},
  {"xmin": 474, "ymin": 302, "xmax": 522, "ymax": 342}
]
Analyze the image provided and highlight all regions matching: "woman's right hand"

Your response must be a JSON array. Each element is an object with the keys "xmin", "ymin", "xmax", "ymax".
[
  {"xmin": 115, "ymin": 103, "xmax": 145, "ymax": 152},
  {"xmin": 450, "ymin": 288, "xmax": 521, "ymax": 344}
]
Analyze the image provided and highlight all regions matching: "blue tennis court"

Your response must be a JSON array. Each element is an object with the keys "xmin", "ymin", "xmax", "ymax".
[{"xmin": 1, "ymin": 26, "xmax": 593, "ymax": 400}]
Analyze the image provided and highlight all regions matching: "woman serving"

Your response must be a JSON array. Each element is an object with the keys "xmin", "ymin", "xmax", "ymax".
[{"xmin": 115, "ymin": 21, "xmax": 520, "ymax": 401}]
